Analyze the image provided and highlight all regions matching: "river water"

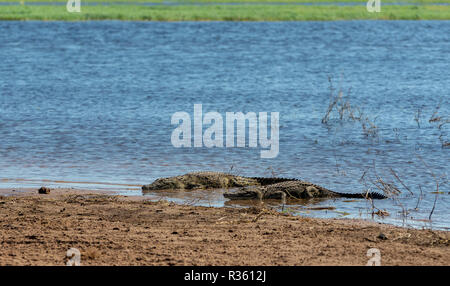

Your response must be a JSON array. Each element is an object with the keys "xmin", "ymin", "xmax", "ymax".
[{"xmin": 0, "ymin": 21, "xmax": 448, "ymax": 229}]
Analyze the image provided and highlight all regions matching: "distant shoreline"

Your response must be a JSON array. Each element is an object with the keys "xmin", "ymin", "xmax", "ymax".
[{"xmin": 1, "ymin": 4, "xmax": 449, "ymax": 21}]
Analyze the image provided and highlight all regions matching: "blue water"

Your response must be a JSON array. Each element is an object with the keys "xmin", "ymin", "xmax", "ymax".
[{"xmin": 0, "ymin": 21, "xmax": 448, "ymax": 230}]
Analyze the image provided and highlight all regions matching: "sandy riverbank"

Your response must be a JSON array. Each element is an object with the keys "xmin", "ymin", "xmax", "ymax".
[{"xmin": 0, "ymin": 188, "xmax": 448, "ymax": 265}]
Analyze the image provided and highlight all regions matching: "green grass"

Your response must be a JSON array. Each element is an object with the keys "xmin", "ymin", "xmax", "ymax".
[
  {"xmin": 1, "ymin": 0, "xmax": 449, "ymax": 3},
  {"xmin": 0, "ymin": 3, "xmax": 449, "ymax": 21}
]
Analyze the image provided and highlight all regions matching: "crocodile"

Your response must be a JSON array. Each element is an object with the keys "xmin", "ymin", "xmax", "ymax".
[
  {"xmin": 142, "ymin": 172, "xmax": 387, "ymax": 200},
  {"xmin": 223, "ymin": 180, "xmax": 387, "ymax": 200},
  {"xmin": 141, "ymin": 171, "xmax": 292, "ymax": 191}
]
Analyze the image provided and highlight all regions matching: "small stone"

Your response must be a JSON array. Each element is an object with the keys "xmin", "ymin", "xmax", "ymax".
[
  {"xmin": 38, "ymin": 187, "xmax": 51, "ymax": 194},
  {"xmin": 377, "ymin": 233, "xmax": 388, "ymax": 240}
]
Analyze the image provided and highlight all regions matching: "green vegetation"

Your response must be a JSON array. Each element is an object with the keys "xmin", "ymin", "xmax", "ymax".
[
  {"xmin": 0, "ymin": 1, "xmax": 449, "ymax": 21},
  {"xmin": 1, "ymin": 0, "xmax": 449, "ymax": 3}
]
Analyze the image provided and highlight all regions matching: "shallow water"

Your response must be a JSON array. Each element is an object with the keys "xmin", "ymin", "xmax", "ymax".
[{"xmin": 0, "ymin": 21, "xmax": 448, "ymax": 230}]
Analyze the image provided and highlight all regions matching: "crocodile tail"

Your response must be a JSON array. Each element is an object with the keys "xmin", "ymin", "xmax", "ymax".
[
  {"xmin": 251, "ymin": 177, "xmax": 297, "ymax": 186},
  {"xmin": 337, "ymin": 191, "xmax": 387, "ymax": 199},
  {"xmin": 364, "ymin": 191, "xmax": 388, "ymax": 199}
]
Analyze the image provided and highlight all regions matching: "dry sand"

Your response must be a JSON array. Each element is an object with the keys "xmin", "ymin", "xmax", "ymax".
[{"xmin": 0, "ymin": 188, "xmax": 448, "ymax": 266}]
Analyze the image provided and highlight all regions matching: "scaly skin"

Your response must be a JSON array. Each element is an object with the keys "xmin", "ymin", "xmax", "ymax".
[
  {"xmin": 223, "ymin": 180, "xmax": 387, "ymax": 200},
  {"xmin": 142, "ymin": 172, "xmax": 270, "ymax": 191},
  {"xmin": 142, "ymin": 172, "xmax": 387, "ymax": 200}
]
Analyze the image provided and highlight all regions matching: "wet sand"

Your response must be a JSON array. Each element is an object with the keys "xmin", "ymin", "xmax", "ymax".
[{"xmin": 0, "ymin": 188, "xmax": 448, "ymax": 265}]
